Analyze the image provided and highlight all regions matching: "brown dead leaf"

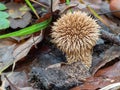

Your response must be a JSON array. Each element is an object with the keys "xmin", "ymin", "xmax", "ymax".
[
  {"xmin": 13, "ymin": 33, "xmax": 43, "ymax": 63},
  {"xmin": 0, "ymin": 33, "xmax": 43, "ymax": 74},
  {"xmin": 6, "ymin": 2, "xmax": 29, "ymax": 19},
  {"xmin": 100, "ymin": 15, "xmax": 120, "ymax": 35},
  {"xmin": 52, "ymin": 0, "xmax": 86, "ymax": 13},
  {"xmin": 9, "ymin": 12, "xmax": 32, "ymax": 29},
  {"xmin": 92, "ymin": 46, "xmax": 120, "ymax": 75},
  {"xmin": 100, "ymin": 83, "xmax": 120, "ymax": 90},
  {"xmin": 1, "ymin": 72, "xmax": 34, "ymax": 90},
  {"xmin": 6, "ymin": 2, "xmax": 31, "ymax": 29},
  {"xmin": 95, "ymin": 59, "xmax": 120, "ymax": 77},
  {"xmin": 59, "ymin": 0, "xmax": 65, "ymax": 4},
  {"xmin": 52, "ymin": 0, "xmax": 60, "ymax": 12},
  {"xmin": 0, "ymin": 38, "xmax": 15, "ymax": 48},
  {"xmin": 0, "ymin": 45, "xmax": 15, "ymax": 72},
  {"xmin": 71, "ymin": 60, "xmax": 120, "ymax": 90},
  {"xmin": 14, "ymin": 0, "xmax": 25, "ymax": 3},
  {"xmin": 110, "ymin": 0, "xmax": 120, "ymax": 18},
  {"xmin": 88, "ymin": 0, "xmax": 102, "ymax": 4}
]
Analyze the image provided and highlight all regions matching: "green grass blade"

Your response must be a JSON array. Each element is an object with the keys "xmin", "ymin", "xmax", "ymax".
[
  {"xmin": 79, "ymin": 0, "xmax": 109, "ymax": 26},
  {"xmin": 87, "ymin": 5, "xmax": 109, "ymax": 26},
  {"xmin": 25, "ymin": 0, "xmax": 40, "ymax": 18},
  {"xmin": 0, "ymin": 18, "xmax": 51, "ymax": 39}
]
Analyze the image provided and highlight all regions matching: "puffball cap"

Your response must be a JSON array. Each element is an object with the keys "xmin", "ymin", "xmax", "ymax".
[{"xmin": 51, "ymin": 11, "xmax": 100, "ymax": 55}]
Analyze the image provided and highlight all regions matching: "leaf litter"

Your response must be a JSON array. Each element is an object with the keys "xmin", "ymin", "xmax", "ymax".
[{"xmin": 0, "ymin": 0, "xmax": 120, "ymax": 90}]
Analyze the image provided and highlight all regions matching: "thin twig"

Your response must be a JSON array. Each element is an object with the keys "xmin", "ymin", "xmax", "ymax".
[
  {"xmin": 79, "ymin": 0, "xmax": 109, "ymax": 27},
  {"xmin": 51, "ymin": 0, "xmax": 53, "ymax": 14},
  {"xmin": 101, "ymin": 30, "xmax": 120, "ymax": 45},
  {"xmin": 4, "ymin": 75, "xmax": 18, "ymax": 90},
  {"xmin": 98, "ymin": 10, "xmax": 120, "ymax": 15},
  {"xmin": 25, "ymin": 0, "xmax": 40, "ymax": 19},
  {"xmin": 32, "ymin": 34, "xmax": 37, "ymax": 48},
  {"xmin": 30, "ymin": 0, "xmax": 49, "ymax": 9},
  {"xmin": 100, "ymin": 83, "xmax": 120, "ymax": 90}
]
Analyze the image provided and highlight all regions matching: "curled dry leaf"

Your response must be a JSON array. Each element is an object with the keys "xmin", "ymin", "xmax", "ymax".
[
  {"xmin": 0, "ymin": 32, "xmax": 43, "ymax": 74},
  {"xmin": 95, "ymin": 60, "xmax": 120, "ymax": 78},
  {"xmin": 92, "ymin": 46, "xmax": 120, "ymax": 75},
  {"xmin": 71, "ymin": 61, "xmax": 120, "ymax": 90},
  {"xmin": 13, "ymin": 33, "xmax": 43, "ymax": 62}
]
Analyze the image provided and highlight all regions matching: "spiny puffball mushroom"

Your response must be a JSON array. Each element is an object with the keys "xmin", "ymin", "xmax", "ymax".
[{"xmin": 51, "ymin": 11, "xmax": 100, "ymax": 69}]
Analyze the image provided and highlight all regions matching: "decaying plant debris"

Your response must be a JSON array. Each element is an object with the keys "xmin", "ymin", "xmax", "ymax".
[{"xmin": 0, "ymin": 0, "xmax": 120, "ymax": 90}]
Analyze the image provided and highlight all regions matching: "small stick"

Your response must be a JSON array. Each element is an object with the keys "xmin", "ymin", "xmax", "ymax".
[
  {"xmin": 101, "ymin": 30, "xmax": 120, "ymax": 45},
  {"xmin": 100, "ymin": 83, "xmax": 120, "ymax": 90},
  {"xmin": 4, "ymin": 75, "xmax": 18, "ymax": 90},
  {"xmin": 51, "ymin": 0, "xmax": 53, "ymax": 14},
  {"xmin": 98, "ymin": 10, "xmax": 120, "ymax": 15},
  {"xmin": 30, "ymin": 0, "xmax": 49, "ymax": 9}
]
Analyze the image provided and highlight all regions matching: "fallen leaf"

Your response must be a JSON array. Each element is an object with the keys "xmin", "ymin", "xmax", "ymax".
[
  {"xmin": 13, "ymin": 33, "xmax": 43, "ymax": 63},
  {"xmin": 0, "ymin": 3, "xmax": 7, "ymax": 10},
  {"xmin": 9, "ymin": 12, "xmax": 32, "ymax": 29},
  {"xmin": 95, "ymin": 59, "xmax": 120, "ymax": 78},
  {"xmin": 0, "ymin": 33, "xmax": 43, "ymax": 74},
  {"xmin": 92, "ymin": 46, "xmax": 120, "ymax": 75},
  {"xmin": 6, "ymin": 2, "xmax": 31, "ymax": 29},
  {"xmin": 0, "ymin": 11, "xmax": 9, "ymax": 18},
  {"xmin": 110, "ymin": 0, "xmax": 120, "ymax": 18},
  {"xmin": 0, "ymin": 18, "xmax": 10, "ymax": 30},
  {"xmin": 1, "ymin": 72, "xmax": 33, "ymax": 90},
  {"xmin": 100, "ymin": 83, "xmax": 120, "ymax": 90},
  {"xmin": 0, "ymin": 45, "xmax": 15, "ymax": 73},
  {"xmin": 52, "ymin": 0, "xmax": 86, "ymax": 13},
  {"xmin": 71, "ymin": 60, "xmax": 120, "ymax": 90},
  {"xmin": 6, "ymin": 2, "xmax": 29, "ymax": 19}
]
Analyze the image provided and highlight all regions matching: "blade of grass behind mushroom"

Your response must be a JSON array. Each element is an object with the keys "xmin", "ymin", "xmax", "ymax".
[
  {"xmin": 79, "ymin": 0, "xmax": 109, "ymax": 27},
  {"xmin": 25, "ymin": 0, "xmax": 40, "ymax": 19}
]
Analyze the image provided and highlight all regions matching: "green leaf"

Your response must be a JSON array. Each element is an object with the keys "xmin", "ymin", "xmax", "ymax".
[
  {"xmin": 0, "ymin": 18, "xmax": 52, "ymax": 38},
  {"xmin": 0, "ymin": 11, "xmax": 9, "ymax": 18},
  {"xmin": 0, "ymin": 3, "xmax": 7, "ymax": 10},
  {"xmin": 0, "ymin": 19, "xmax": 10, "ymax": 30},
  {"xmin": 66, "ymin": 0, "xmax": 70, "ymax": 5}
]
